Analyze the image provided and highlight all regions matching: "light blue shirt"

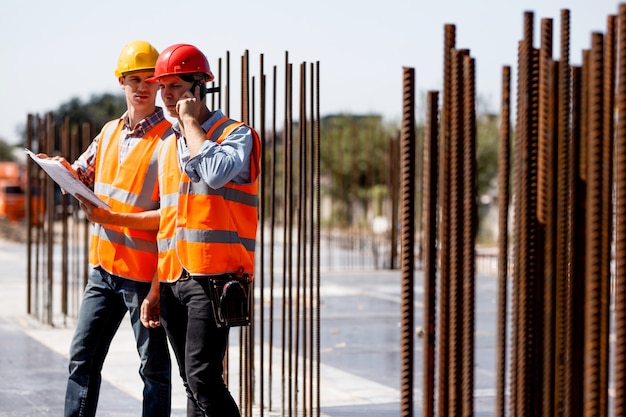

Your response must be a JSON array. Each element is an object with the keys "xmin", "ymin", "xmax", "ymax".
[{"xmin": 174, "ymin": 109, "xmax": 253, "ymax": 189}]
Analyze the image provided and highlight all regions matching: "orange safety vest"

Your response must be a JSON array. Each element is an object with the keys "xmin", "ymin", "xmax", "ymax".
[
  {"xmin": 89, "ymin": 118, "xmax": 171, "ymax": 282},
  {"xmin": 157, "ymin": 117, "xmax": 260, "ymax": 282}
]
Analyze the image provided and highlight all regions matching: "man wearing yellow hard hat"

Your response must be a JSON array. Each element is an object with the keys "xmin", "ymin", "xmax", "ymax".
[{"xmin": 42, "ymin": 40, "xmax": 173, "ymax": 417}]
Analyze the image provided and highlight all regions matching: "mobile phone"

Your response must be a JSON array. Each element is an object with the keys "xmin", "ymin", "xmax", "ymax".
[{"xmin": 189, "ymin": 80, "xmax": 202, "ymax": 98}]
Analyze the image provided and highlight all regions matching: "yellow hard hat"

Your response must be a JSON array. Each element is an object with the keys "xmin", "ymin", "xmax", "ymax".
[{"xmin": 114, "ymin": 40, "xmax": 159, "ymax": 78}]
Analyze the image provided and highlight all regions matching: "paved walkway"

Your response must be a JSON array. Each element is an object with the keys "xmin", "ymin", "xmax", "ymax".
[
  {"xmin": 0, "ymin": 237, "xmax": 501, "ymax": 416},
  {"xmin": 0, "ymin": 239, "xmax": 190, "ymax": 416}
]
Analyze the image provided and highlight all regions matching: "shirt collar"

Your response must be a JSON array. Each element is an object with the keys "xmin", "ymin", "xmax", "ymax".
[{"xmin": 121, "ymin": 107, "xmax": 166, "ymax": 138}]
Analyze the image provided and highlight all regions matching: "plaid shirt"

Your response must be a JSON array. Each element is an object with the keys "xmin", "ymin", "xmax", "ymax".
[{"xmin": 72, "ymin": 108, "xmax": 167, "ymax": 189}]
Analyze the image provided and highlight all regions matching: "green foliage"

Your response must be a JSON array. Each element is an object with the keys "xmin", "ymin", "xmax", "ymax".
[
  {"xmin": 476, "ymin": 113, "xmax": 500, "ymax": 198},
  {"xmin": 0, "ymin": 139, "xmax": 16, "ymax": 161},
  {"xmin": 320, "ymin": 114, "xmax": 396, "ymax": 227},
  {"xmin": 17, "ymin": 93, "xmax": 128, "ymax": 154},
  {"xmin": 53, "ymin": 93, "xmax": 126, "ymax": 132},
  {"xmin": 475, "ymin": 113, "xmax": 501, "ymax": 244},
  {"xmin": 318, "ymin": 111, "xmax": 502, "ymax": 236}
]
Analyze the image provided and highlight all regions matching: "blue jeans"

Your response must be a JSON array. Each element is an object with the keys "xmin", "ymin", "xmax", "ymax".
[
  {"xmin": 160, "ymin": 277, "xmax": 240, "ymax": 417},
  {"xmin": 64, "ymin": 267, "xmax": 172, "ymax": 417}
]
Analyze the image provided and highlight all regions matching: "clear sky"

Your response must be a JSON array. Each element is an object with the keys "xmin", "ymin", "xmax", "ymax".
[{"xmin": 0, "ymin": 0, "xmax": 621, "ymax": 145}]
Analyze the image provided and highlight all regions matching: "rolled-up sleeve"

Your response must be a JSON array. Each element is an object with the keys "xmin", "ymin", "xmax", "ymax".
[
  {"xmin": 184, "ymin": 125, "xmax": 253, "ymax": 188},
  {"xmin": 71, "ymin": 134, "xmax": 100, "ymax": 189}
]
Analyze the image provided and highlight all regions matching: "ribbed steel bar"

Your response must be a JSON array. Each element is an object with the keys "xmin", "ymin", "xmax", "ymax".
[
  {"xmin": 60, "ymin": 118, "xmax": 70, "ymax": 322},
  {"xmin": 268, "ymin": 64, "xmax": 278, "ymax": 413},
  {"xmin": 25, "ymin": 114, "xmax": 34, "ymax": 315},
  {"xmin": 581, "ymin": 49, "xmax": 590, "ymax": 183},
  {"xmin": 81, "ymin": 124, "xmax": 90, "ymax": 290},
  {"xmin": 495, "ymin": 65, "xmax": 511, "ymax": 417},
  {"xmin": 283, "ymin": 55, "xmax": 294, "ymax": 417},
  {"xmin": 614, "ymin": 5, "xmax": 626, "ymax": 416},
  {"xmin": 69, "ymin": 126, "xmax": 82, "ymax": 322},
  {"xmin": 437, "ymin": 24, "xmax": 455, "ymax": 417},
  {"xmin": 35, "ymin": 116, "xmax": 44, "ymax": 319},
  {"xmin": 513, "ymin": 10, "xmax": 543, "ymax": 412},
  {"xmin": 314, "ymin": 60, "xmax": 321, "ymax": 417},
  {"xmin": 530, "ymin": 41, "xmax": 544, "ymax": 417},
  {"xmin": 225, "ymin": 51, "xmax": 231, "ymax": 118},
  {"xmin": 447, "ymin": 47, "xmax": 467, "ymax": 417},
  {"xmin": 511, "ymin": 37, "xmax": 528, "ymax": 417},
  {"xmin": 566, "ymin": 64, "xmax": 584, "ymax": 417},
  {"xmin": 555, "ymin": 9, "xmax": 572, "ymax": 417},
  {"xmin": 461, "ymin": 54, "xmax": 477, "ymax": 417},
  {"xmin": 293, "ymin": 61, "xmax": 306, "ymax": 417},
  {"xmin": 45, "ymin": 112, "xmax": 54, "ymax": 326},
  {"xmin": 602, "ymin": 20, "xmax": 616, "ymax": 280},
  {"xmin": 575, "ymin": 46, "xmax": 591, "ymax": 415},
  {"xmin": 241, "ymin": 49, "xmax": 252, "ymax": 417},
  {"xmin": 302, "ymin": 60, "xmax": 311, "ymax": 417},
  {"xmin": 258, "ymin": 53, "xmax": 267, "ymax": 417},
  {"xmin": 600, "ymin": 20, "xmax": 616, "ymax": 417},
  {"xmin": 399, "ymin": 66, "xmax": 416, "ymax": 417},
  {"xmin": 280, "ymin": 54, "xmax": 289, "ymax": 417},
  {"xmin": 421, "ymin": 90, "xmax": 439, "ymax": 417},
  {"xmin": 537, "ymin": 19, "xmax": 557, "ymax": 417},
  {"xmin": 511, "ymin": 29, "xmax": 532, "ymax": 417},
  {"xmin": 583, "ymin": 31, "xmax": 608, "ymax": 417},
  {"xmin": 537, "ymin": 17, "xmax": 554, "ymax": 226},
  {"xmin": 305, "ymin": 59, "xmax": 319, "ymax": 415}
]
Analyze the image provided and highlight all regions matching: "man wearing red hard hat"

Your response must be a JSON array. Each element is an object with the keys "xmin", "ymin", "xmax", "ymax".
[{"xmin": 149, "ymin": 43, "xmax": 260, "ymax": 417}]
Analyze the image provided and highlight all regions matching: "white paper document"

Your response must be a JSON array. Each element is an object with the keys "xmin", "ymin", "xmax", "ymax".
[{"xmin": 25, "ymin": 148, "xmax": 110, "ymax": 208}]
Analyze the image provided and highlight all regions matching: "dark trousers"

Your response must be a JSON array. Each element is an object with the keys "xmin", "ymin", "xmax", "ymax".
[
  {"xmin": 161, "ymin": 277, "xmax": 240, "ymax": 417},
  {"xmin": 64, "ymin": 267, "xmax": 171, "ymax": 417}
]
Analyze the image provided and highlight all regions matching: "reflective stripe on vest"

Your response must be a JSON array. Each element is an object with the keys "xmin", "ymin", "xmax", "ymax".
[
  {"xmin": 157, "ymin": 135, "xmax": 183, "ymax": 281},
  {"xmin": 157, "ymin": 118, "xmax": 260, "ymax": 281},
  {"xmin": 89, "ymin": 118, "xmax": 171, "ymax": 281}
]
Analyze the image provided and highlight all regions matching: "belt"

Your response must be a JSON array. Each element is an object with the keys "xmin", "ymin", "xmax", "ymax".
[
  {"xmin": 179, "ymin": 269, "xmax": 192, "ymax": 281},
  {"xmin": 178, "ymin": 269, "xmax": 250, "ymax": 282}
]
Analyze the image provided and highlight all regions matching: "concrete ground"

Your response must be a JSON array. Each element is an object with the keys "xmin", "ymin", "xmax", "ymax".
[{"xmin": 0, "ymin": 236, "xmax": 501, "ymax": 416}]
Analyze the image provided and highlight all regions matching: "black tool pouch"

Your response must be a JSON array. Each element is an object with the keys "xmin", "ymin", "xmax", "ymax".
[{"xmin": 207, "ymin": 275, "xmax": 251, "ymax": 327}]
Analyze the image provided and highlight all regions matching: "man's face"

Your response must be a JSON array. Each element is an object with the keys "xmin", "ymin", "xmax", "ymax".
[
  {"xmin": 157, "ymin": 75, "xmax": 193, "ymax": 118},
  {"xmin": 119, "ymin": 70, "xmax": 159, "ymax": 109}
]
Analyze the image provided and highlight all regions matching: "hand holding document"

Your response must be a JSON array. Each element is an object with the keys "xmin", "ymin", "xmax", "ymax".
[{"xmin": 25, "ymin": 148, "xmax": 110, "ymax": 208}]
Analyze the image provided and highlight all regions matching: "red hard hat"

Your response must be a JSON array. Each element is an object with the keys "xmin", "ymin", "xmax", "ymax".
[{"xmin": 146, "ymin": 44, "xmax": 214, "ymax": 82}]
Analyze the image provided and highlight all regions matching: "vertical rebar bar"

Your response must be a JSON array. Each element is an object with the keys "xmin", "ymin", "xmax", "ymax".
[
  {"xmin": 448, "ymin": 47, "xmax": 466, "ymax": 417},
  {"xmin": 258, "ymin": 52, "xmax": 266, "ymax": 417},
  {"xmin": 513, "ymin": 11, "xmax": 542, "ymax": 412},
  {"xmin": 399, "ymin": 65, "xmax": 416, "ymax": 417},
  {"xmin": 555, "ymin": 9, "xmax": 572, "ymax": 417},
  {"xmin": 45, "ymin": 112, "xmax": 54, "ymax": 326},
  {"xmin": 461, "ymin": 54, "xmax": 477, "ymax": 417},
  {"xmin": 496, "ymin": 65, "xmax": 511, "ymax": 417},
  {"xmin": 583, "ymin": 31, "xmax": 608, "ymax": 417},
  {"xmin": 567, "ymin": 64, "xmax": 585, "ymax": 417},
  {"xmin": 421, "ymin": 90, "xmax": 439, "ymax": 417},
  {"xmin": 268, "ymin": 63, "xmax": 278, "ymax": 414},
  {"xmin": 26, "ymin": 114, "xmax": 33, "ymax": 316},
  {"xmin": 614, "ymin": 5, "xmax": 626, "ymax": 416},
  {"xmin": 537, "ymin": 17, "xmax": 557, "ymax": 417},
  {"xmin": 437, "ymin": 24, "xmax": 455, "ymax": 417},
  {"xmin": 314, "ymin": 61, "xmax": 321, "ymax": 417}
]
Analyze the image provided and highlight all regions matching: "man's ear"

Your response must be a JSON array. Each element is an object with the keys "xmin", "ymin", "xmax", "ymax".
[{"xmin": 118, "ymin": 76, "xmax": 125, "ymax": 88}]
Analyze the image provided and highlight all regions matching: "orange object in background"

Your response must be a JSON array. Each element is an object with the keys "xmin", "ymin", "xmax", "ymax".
[
  {"xmin": 0, "ymin": 183, "xmax": 26, "ymax": 222},
  {"xmin": 0, "ymin": 162, "xmax": 26, "ymax": 223}
]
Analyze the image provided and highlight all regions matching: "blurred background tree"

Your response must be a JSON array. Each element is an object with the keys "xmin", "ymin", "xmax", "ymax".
[
  {"xmin": 52, "ymin": 93, "xmax": 126, "ymax": 129},
  {"xmin": 0, "ymin": 138, "xmax": 17, "ymax": 161}
]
